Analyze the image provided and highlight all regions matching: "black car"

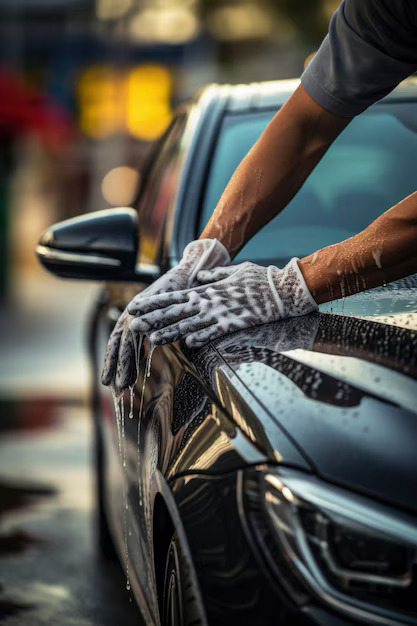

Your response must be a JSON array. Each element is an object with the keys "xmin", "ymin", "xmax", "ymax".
[{"xmin": 37, "ymin": 78, "xmax": 417, "ymax": 626}]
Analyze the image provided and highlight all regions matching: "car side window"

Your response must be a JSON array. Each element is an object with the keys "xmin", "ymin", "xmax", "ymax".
[{"xmin": 136, "ymin": 115, "xmax": 187, "ymax": 265}]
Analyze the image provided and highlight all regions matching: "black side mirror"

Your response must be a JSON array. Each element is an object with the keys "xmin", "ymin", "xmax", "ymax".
[{"xmin": 36, "ymin": 207, "xmax": 160, "ymax": 283}]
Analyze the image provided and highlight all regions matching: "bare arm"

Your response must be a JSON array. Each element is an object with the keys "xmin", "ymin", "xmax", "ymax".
[
  {"xmin": 300, "ymin": 191, "xmax": 417, "ymax": 304},
  {"xmin": 200, "ymin": 83, "xmax": 417, "ymax": 304},
  {"xmin": 199, "ymin": 84, "xmax": 351, "ymax": 257}
]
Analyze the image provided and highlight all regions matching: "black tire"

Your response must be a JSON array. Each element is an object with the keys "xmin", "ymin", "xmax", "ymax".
[{"xmin": 161, "ymin": 532, "xmax": 205, "ymax": 626}]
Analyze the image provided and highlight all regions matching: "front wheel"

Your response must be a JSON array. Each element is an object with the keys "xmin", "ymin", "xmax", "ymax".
[{"xmin": 161, "ymin": 532, "xmax": 205, "ymax": 626}]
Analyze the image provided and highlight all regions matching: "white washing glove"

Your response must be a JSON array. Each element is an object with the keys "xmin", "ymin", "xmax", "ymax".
[
  {"xmin": 101, "ymin": 239, "xmax": 230, "ymax": 389},
  {"xmin": 129, "ymin": 258, "xmax": 318, "ymax": 349},
  {"xmin": 209, "ymin": 311, "xmax": 320, "ymax": 356}
]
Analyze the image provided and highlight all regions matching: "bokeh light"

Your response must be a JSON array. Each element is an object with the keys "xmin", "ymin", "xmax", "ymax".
[
  {"xmin": 96, "ymin": 0, "xmax": 133, "ymax": 20},
  {"xmin": 101, "ymin": 166, "xmax": 140, "ymax": 206},
  {"xmin": 127, "ymin": 65, "xmax": 173, "ymax": 141},
  {"xmin": 128, "ymin": 6, "xmax": 200, "ymax": 44}
]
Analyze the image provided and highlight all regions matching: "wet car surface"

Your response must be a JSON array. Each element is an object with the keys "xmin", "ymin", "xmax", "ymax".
[
  {"xmin": 36, "ymin": 78, "xmax": 417, "ymax": 625},
  {"xmin": 0, "ymin": 399, "xmax": 143, "ymax": 626}
]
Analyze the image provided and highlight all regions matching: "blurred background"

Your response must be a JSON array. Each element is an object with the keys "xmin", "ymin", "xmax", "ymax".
[{"xmin": 0, "ymin": 1, "xmax": 338, "ymax": 622}]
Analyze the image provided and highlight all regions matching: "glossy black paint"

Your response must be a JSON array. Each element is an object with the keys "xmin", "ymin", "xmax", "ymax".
[
  {"xmin": 86, "ymin": 80, "xmax": 417, "ymax": 626},
  {"xmin": 211, "ymin": 312, "xmax": 417, "ymax": 514},
  {"xmin": 37, "ymin": 208, "xmax": 139, "ymax": 280},
  {"xmin": 170, "ymin": 471, "xmax": 310, "ymax": 626},
  {"xmin": 95, "ymin": 304, "xmax": 417, "ymax": 625}
]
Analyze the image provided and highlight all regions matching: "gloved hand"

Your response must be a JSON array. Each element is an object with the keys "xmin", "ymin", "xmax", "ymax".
[
  {"xmin": 101, "ymin": 238, "xmax": 230, "ymax": 389},
  {"xmin": 129, "ymin": 258, "xmax": 318, "ymax": 348},
  {"xmin": 211, "ymin": 311, "xmax": 320, "ymax": 356}
]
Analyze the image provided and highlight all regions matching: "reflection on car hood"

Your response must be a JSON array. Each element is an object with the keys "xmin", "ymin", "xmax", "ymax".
[{"xmin": 210, "ymin": 302, "xmax": 417, "ymax": 514}]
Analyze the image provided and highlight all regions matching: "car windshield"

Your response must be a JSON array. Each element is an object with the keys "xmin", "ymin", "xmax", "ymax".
[{"xmin": 199, "ymin": 103, "xmax": 417, "ymax": 270}]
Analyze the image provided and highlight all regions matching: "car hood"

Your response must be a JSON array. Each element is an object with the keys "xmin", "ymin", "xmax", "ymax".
[{"xmin": 208, "ymin": 286, "xmax": 417, "ymax": 514}]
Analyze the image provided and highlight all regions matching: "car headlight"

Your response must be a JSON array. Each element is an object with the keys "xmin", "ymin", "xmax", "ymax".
[{"xmin": 239, "ymin": 468, "xmax": 417, "ymax": 625}]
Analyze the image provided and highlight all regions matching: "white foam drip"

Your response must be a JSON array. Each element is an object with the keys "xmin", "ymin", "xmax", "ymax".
[
  {"xmin": 137, "ymin": 377, "xmax": 144, "ymax": 509},
  {"xmin": 146, "ymin": 343, "xmax": 155, "ymax": 378},
  {"xmin": 129, "ymin": 385, "xmax": 134, "ymax": 420},
  {"xmin": 121, "ymin": 398, "xmax": 126, "ymax": 468},
  {"xmin": 138, "ymin": 363, "xmax": 147, "ymax": 425},
  {"xmin": 111, "ymin": 385, "xmax": 123, "ymax": 461},
  {"xmin": 132, "ymin": 330, "xmax": 143, "ymax": 385}
]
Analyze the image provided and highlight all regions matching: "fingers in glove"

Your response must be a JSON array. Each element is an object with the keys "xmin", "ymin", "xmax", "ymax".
[
  {"xmin": 149, "ymin": 315, "xmax": 217, "ymax": 346},
  {"xmin": 185, "ymin": 322, "xmax": 223, "ymax": 348},
  {"xmin": 196, "ymin": 266, "xmax": 237, "ymax": 284},
  {"xmin": 185, "ymin": 311, "xmax": 259, "ymax": 348},
  {"xmin": 115, "ymin": 330, "xmax": 137, "ymax": 390},
  {"xmin": 101, "ymin": 320, "xmax": 124, "ymax": 386},
  {"xmin": 129, "ymin": 301, "xmax": 200, "ymax": 334},
  {"xmin": 128, "ymin": 288, "xmax": 192, "ymax": 316}
]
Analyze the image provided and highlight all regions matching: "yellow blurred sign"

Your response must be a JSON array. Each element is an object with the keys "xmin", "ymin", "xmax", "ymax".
[{"xmin": 78, "ymin": 64, "xmax": 173, "ymax": 140}]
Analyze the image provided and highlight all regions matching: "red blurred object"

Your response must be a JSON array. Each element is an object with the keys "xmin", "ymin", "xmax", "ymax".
[{"xmin": 0, "ymin": 68, "xmax": 76, "ymax": 149}]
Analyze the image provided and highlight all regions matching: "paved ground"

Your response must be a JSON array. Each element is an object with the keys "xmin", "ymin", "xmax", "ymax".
[
  {"xmin": 0, "ymin": 398, "xmax": 144, "ymax": 626},
  {"xmin": 0, "ymin": 262, "xmax": 147, "ymax": 625}
]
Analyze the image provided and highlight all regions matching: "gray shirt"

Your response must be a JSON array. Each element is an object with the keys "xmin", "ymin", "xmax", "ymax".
[{"xmin": 301, "ymin": 0, "xmax": 417, "ymax": 117}]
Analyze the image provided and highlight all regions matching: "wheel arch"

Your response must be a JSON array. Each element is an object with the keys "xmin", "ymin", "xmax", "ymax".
[
  {"xmin": 153, "ymin": 493, "xmax": 175, "ymax": 611},
  {"xmin": 152, "ymin": 471, "xmax": 208, "ymax": 625}
]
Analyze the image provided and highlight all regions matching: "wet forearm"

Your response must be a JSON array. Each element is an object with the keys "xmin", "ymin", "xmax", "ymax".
[
  {"xmin": 300, "ymin": 191, "xmax": 417, "ymax": 304},
  {"xmin": 199, "ymin": 84, "xmax": 351, "ymax": 258}
]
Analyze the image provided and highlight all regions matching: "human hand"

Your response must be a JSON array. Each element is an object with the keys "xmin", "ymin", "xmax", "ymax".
[
  {"xmin": 129, "ymin": 258, "xmax": 318, "ymax": 348},
  {"xmin": 211, "ymin": 311, "xmax": 320, "ymax": 356},
  {"xmin": 101, "ymin": 238, "xmax": 230, "ymax": 389}
]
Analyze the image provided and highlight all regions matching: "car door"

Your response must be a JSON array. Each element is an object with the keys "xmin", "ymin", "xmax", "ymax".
[
  {"xmin": 95, "ymin": 113, "xmax": 194, "ymax": 622},
  {"xmin": 94, "ymin": 105, "xmax": 282, "ymax": 623}
]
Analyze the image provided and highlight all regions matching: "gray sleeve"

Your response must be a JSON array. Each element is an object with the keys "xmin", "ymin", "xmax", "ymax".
[{"xmin": 301, "ymin": 0, "xmax": 417, "ymax": 117}]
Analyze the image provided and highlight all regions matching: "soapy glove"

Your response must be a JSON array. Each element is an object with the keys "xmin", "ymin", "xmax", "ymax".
[
  {"xmin": 101, "ymin": 238, "xmax": 230, "ymax": 389},
  {"xmin": 210, "ymin": 311, "xmax": 320, "ymax": 355},
  {"xmin": 129, "ymin": 258, "xmax": 318, "ymax": 348}
]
